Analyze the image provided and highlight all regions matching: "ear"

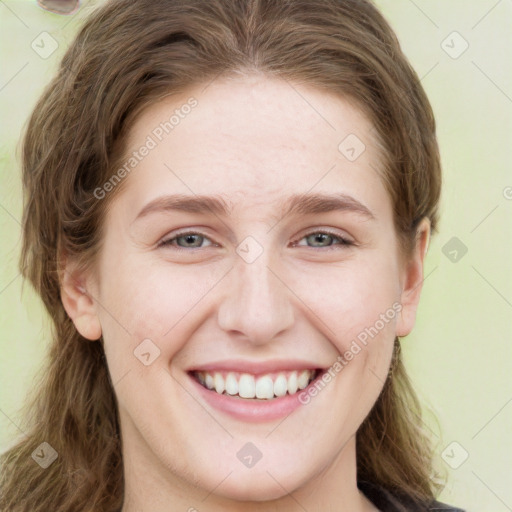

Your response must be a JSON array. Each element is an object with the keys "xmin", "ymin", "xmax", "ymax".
[
  {"xmin": 396, "ymin": 218, "xmax": 431, "ymax": 338},
  {"xmin": 60, "ymin": 259, "xmax": 102, "ymax": 341}
]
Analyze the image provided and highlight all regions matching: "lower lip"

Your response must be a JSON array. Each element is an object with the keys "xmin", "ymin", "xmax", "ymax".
[{"xmin": 188, "ymin": 371, "xmax": 325, "ymax": 422}]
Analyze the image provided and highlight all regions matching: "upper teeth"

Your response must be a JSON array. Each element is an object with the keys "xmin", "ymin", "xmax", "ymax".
[{"xmin": 195, "ymin": 370, "xmax": 316, "ymax": 399}]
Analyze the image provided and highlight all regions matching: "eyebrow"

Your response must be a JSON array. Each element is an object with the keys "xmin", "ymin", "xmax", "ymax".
[{"xmin": 133, "ymin": 192, "xmax": 376, "ymax": 222}]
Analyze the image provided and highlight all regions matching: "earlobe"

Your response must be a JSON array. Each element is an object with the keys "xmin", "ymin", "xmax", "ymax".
[
  {"xmin": 60, "ymin": 265, "xmax": 102, "ymax": 341},
  {"xmin": 395, "ymin": 218, "xmax": 431, "ymax": 338}
]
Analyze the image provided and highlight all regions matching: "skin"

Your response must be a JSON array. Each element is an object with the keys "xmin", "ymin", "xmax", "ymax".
[{"xmin": 62, "ymin": 74, "xmax": 430, "ymax": 512}]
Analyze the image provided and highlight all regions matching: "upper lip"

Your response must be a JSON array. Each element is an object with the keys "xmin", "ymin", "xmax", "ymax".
[{"xmin": 188, "ymin": 359, "xmax": 327, "ymax": 376}]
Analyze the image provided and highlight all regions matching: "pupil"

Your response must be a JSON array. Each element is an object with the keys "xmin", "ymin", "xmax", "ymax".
[
  {"xmin": 312, "ymin": 233, "xmax": 330, "ymax": 246},
  {"xmin": 180, "ymin": 234, "xmax": 201, "ymax": 247}
]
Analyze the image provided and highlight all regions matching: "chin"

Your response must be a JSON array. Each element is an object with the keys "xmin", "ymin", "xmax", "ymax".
[
  {"xmin": 213, "ymin": 476, "xmax": 295, "ymax": 503},
  {"xmin": 228, "ymin": 448, "xmax": 318, "ymax": 501}
]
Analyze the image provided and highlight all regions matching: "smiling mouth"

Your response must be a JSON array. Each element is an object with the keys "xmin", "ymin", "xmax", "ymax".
[{"xmin": 190, "ymin": 369, "xmax": 321, "ymax": 400}]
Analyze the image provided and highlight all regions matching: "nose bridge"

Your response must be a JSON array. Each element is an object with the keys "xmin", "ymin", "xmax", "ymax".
[
  {"xmin": 217, "ymin": 246, "xmax": 294, "ymax": 344},
  {"xmin": 239, "ymin": 253, "xmax": 277, "ymax": 308}
]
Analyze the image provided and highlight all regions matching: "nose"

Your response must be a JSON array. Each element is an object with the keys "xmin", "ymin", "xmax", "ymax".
[{"xmin": 217, "ymin": 250, "xmax": 295, "ymax": 345}]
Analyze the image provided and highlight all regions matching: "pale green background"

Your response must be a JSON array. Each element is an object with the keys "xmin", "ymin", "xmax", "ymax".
[{"xmin": 1, "ymin": 1, "xmax": 511, "ymax": 510}]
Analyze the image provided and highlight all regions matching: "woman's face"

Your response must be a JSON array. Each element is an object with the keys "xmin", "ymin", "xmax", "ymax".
[{"xmin": 64, "ymin": 74, "xmax": 427, "ymax": 506}]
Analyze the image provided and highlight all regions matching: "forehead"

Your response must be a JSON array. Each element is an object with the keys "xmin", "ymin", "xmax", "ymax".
[{"xmin": 116, "ymin": 74, "xmax": 390, "ymax": 221}]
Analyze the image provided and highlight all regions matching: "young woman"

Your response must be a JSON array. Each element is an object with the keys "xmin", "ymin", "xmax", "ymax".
[{"xmin": 1, "ymin": 0, "xmax": 465, "ymax": 510}]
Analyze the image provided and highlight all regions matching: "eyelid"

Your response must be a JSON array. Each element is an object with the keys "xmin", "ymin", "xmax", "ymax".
[
  {"xmin": 158, "ymin": 230, "xmax": 217, "ymax": 249},
  {"xmin": 158, "ymin": 227, "xmax": 354, "ymax": 251},
  {"xmin": 292, "ymin": 227, "xmax": 355, "ymax": 246}
]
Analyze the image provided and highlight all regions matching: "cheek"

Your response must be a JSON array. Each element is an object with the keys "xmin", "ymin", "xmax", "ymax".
[
  {"xmin": 95, "ymin": 259, "xmax": 226, "ymax": 365},
  {"xmin": 288, "ymin": 253, "xmax": 401, "ymax": 393},
  {"xmin": 294, "ymin": 255, "xmax": 400, "ymax": 338}
]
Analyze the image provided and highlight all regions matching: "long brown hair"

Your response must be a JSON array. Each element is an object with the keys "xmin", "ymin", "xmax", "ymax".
[{"xmin": 1, "ymin": 0, "xmax": 442, "ymax": 510}]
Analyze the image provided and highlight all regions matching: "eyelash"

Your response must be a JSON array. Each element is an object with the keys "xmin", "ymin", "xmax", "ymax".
[{"xmin": 158, "ymin": 229, "xmax": 354, "ymax": 251}]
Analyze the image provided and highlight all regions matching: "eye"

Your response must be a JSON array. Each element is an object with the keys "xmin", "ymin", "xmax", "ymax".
[
  {"xmin": 159, "ymin": 231, "xmax": 215, "ymax": 249},
  {"xmin": 158, "ymin": 229, "xmax": 353, "ymax": 251},
  {"xmin": 294, "ymin": 230, "xmax": 354, "ymax": 249}
]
